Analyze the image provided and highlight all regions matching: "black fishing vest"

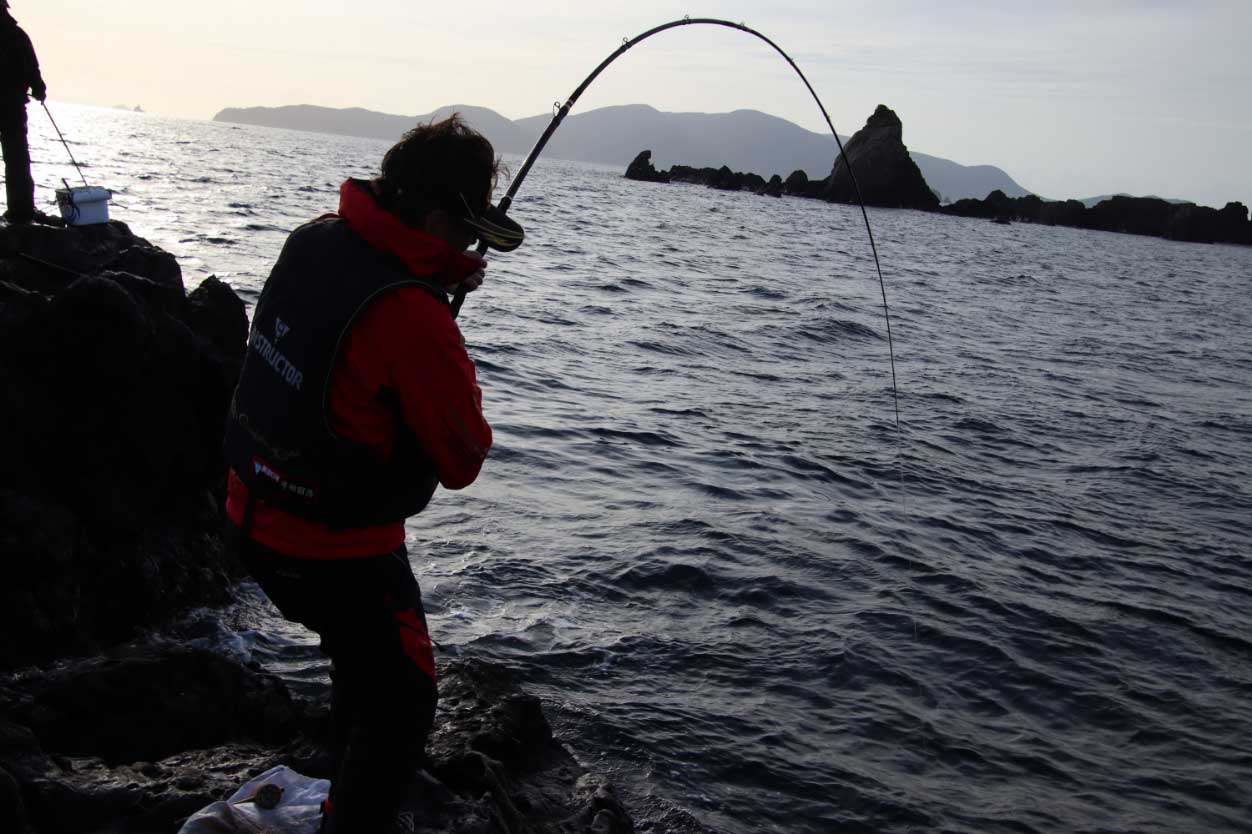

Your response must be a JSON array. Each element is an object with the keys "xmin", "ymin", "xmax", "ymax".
[{"xmin": 225, "ymin": 217, "xmax": 445, "ymax": 529}]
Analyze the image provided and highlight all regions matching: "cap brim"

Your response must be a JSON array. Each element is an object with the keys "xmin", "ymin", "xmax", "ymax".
[{"xmin": 465, "ymin": 203, "xmax": 524, "ymax": 252}]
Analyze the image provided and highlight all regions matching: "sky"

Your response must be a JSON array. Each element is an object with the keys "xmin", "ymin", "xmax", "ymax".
[{"xmin": 13, "ymin": 0, "xmax": 1252, "ymax": 206}]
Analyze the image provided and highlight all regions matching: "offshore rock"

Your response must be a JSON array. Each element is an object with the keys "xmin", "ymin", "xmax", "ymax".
[
  {"xmin": 940, "ymin": 192, "xmax": 1252, "ymax": 245},
  {"xmin": 667, "ymin": 164, "xmax": 775, "ymax": 196},
  {"xmin": 0, "ymin": 650, "xmax": 633, "ymax": 834},
  {"xmin": 0, "ymin": 221, "xmax": 250, "ymax": 668},
  {"xmin": 827, "ymin": 104, "xmax": 939, "ymax": 211},
  {"xmin": 623, "ymin": 150, "xmax": 670, "ymax": 183},
  {"xmin": 624, "ymin": 152, "xmax": 782, "ymax": 199},
  {"xmin": 624, "ymin": 106, "xmax": 941, "ymax": 209},
  {"xmin": 783, "ymin": 169, "xmax": 811, "ymax": 197}
]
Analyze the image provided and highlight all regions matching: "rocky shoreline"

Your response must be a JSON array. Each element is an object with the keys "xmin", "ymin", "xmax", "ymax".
[
  {"xmin": 1, "ymin": 643, "xmax": 631, "ymax": 834},
  {"xmin": 625, "ymin": 104, "xmax": 1252, "ymax": 247},
  {"xmin": 0, "ymin": 221, "xmax": 633, "ymax": 834}
]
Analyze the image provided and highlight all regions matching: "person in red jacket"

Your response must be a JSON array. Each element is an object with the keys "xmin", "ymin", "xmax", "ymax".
[
  {"xmin": 224, "ymin": 114, "xmax": 522, "ymax": 834},
  {"xmin": 0, "ymin": 0, "xmax": 47, "ymax": 224}
]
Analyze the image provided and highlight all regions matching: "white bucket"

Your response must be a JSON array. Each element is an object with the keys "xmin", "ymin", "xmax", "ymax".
[{"xmin": 55, "ymin": 186, "xmax": 112, "ymax": 226}]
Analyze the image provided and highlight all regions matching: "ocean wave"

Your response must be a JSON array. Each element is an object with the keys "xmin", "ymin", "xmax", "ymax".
[{"xmin": 796, "ymin": 318, "xmax": 883, "ymax": 343}]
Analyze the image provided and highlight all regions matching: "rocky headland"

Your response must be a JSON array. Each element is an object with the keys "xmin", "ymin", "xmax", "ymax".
[
  {"xmin": 0, "ymin": 221, "xmax": 633, "ymax": 834},
  {"xmin": 625, "ymin": 104, "xmax": 1252, "ymax": 246}
]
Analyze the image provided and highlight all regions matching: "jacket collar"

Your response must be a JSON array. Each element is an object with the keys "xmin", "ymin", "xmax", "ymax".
[{"xmin": 335, "ymin": 179, "xmax": 480, "ymax": 287}]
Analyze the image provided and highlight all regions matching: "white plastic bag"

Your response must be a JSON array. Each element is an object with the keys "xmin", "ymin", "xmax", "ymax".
[{"xmin": 177, "ymin": 765, "xmax": 330, "ymax": 834}]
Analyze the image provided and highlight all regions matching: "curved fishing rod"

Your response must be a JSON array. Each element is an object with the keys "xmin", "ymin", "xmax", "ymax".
[{"xmin": 452, "ymin": 16, "xmax": 901, "ymax": 435}]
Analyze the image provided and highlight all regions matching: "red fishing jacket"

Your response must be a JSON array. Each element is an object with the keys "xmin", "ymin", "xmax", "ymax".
[{"xmin": 225, "ymin": 179, "xmax": 492, "ymax": 558}]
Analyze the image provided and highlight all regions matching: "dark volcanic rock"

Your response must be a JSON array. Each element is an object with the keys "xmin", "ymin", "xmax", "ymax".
[
  {"xmin": 1, "ymin": 651, "xmax": 633, "ymax": 834},
  {"xmin": 0, "ymin": 760, "xmax": 35, "ymax": 834},
  {"xmin": 667, "ymin": 164, "xmax": 773, "ymax": 196},
  {"xmin": 18, "ymin": 744, "xmax": 278, "ymax": 834},
  {"xmin": 0, "ymin": 222, "xmax": 180, "ymax": 288},
  {"xmin": 1162, "ymin": 200, "xmax": 1251, "ymax": 244},
  {"xmin": 0, "ymin": 223, "xmax": 636, "ymax": 834},
  {"xmin": 427, "ymin": 660, "xmax": 633, "ymax": 834},
  {"xmin": 624, "ymin": 150, "xmax": 670, "ymax": 183},
  {"xmin": 940, "ymin": 192, "xmax": 1252, "ymax": 245},
  {"xmin": 624, "ymin": 106, "xmax": 943, "ymax": 211},
  {"xmin": 783, "ymin": 169, "xmax": 811, "ymax": 196},
  {"xmin": 0, "ymin": 647, "xmax": 310, "ymax": 834},
  {"xmin": 108, "ymin": 245, "xmax": 184, "ymax": 305},
  {"xmin": 0, "ymin": 221, "xmax": 250, "ymax": 668},
  {"xmin": 184, "ymin": 275, "xmax": 248, "ymax": 374},
  {"xmin": 828, "ymin": 104, "xmax": 939, "ymax": 211},
  {"xmin": 3, "ymin": 648, "xmax": 306, "ymax": 764}
]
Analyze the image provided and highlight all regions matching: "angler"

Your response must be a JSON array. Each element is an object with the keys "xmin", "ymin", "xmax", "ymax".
[
  {"xmin": 223, "ymin": 17, "xmax": 893, "ymax": 834},
  {"xmin": 224, "ymin": 114, "xmax": 522, "ymax": 834},
  {"xmin": 0, "ymin": 0, "xmax": 48, "ymax": 224}
]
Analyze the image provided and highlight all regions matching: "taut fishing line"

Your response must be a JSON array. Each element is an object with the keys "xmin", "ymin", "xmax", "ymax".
[
  {"xmin": 451, "ymin": 16, "xmax": 901, "ymax": 436},
  {"xmin": 453, "ymin": 18, "xmax": 908, "ymax": 555}
]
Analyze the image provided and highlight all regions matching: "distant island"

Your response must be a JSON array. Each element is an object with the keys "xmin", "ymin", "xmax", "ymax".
[
  {"xmin": 215, "ymin": 101, "xmax": 1250, "ymax": 247},
  {"xmin": 213, "ymin": 103, "xmax": 1028, "ymax": 202},
  {"xmin": 624, "ymin": 105, "xmax": 1252, "ymax": 247}
]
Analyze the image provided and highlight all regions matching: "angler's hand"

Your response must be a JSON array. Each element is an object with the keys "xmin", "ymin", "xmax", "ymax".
[{"xmin": 458, "ymin": 250, "xmax": 487, "ymax": 293}]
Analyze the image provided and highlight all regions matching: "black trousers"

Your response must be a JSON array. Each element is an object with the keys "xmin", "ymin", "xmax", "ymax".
[
  {"xmin": 240, "ymin": 538, "xmax": 438, "ymax": 833},
  {"xmin": 0, "ymin": 104, "xmax": 34, "ymax": 221}
]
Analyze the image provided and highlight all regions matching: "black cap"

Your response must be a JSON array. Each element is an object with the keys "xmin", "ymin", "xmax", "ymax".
[{"xmin": 458, "ymin": 193, "xmax": 524, "ymax": 252}]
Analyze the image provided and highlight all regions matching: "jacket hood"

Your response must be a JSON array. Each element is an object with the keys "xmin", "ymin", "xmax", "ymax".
[{"xmin": 335, "ymin": 179, "xmax": 481, "ymax": 287}]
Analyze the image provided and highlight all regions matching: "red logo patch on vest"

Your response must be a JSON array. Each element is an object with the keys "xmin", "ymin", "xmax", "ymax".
[{"xmin": 252, "ymin": 457, "xmax": 318, "ymax": 502}]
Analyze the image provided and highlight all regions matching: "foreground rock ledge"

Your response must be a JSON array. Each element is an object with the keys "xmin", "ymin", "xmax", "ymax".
[
  {"xmin": 0, "ymin": 648, "xmax": 632, "ymax": 834},
  {"xmin": 0, "ymin": 222, "xmax": 635, "ymax": 833},
  {"xmin": 0, "ymin": 220, "xmax": 248, "ymax": 667}
]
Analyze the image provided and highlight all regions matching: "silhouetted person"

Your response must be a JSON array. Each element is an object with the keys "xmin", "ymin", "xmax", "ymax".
[
  {"xmin": 0, "ymin": 0, "xmax": 46, "ymax": 224},
  {"xmin": 225, "ymin": 114, "xmax": 522, "ymax": 833}
]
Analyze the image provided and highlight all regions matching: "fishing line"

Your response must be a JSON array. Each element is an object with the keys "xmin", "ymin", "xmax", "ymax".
[
  {"xmin": 450, "ymin": 20, "xmax": 914, "ymax": 620},
  {"xmin": 42, "ymin": 102, "xmax": 90, "ymax": 188},
  {"xmin": 435, "ymin": 22, "xmax": 924, "ymax": 763},
  {"xmin": 451, "ymin": 17, "xmax": 900, "ymax": 434},
  {"xmin": 451, "ymin": 18, "xmax": 917, "ymax": 641},
  {"xmin": 15, "ymin": 251, "xmax": 87, "ymax": 278}
]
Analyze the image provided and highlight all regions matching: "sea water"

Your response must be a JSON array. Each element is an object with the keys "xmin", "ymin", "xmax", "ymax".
[{"xmin": 26, "ymin": 103, "xmax": 1252, "ymax": 834}]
